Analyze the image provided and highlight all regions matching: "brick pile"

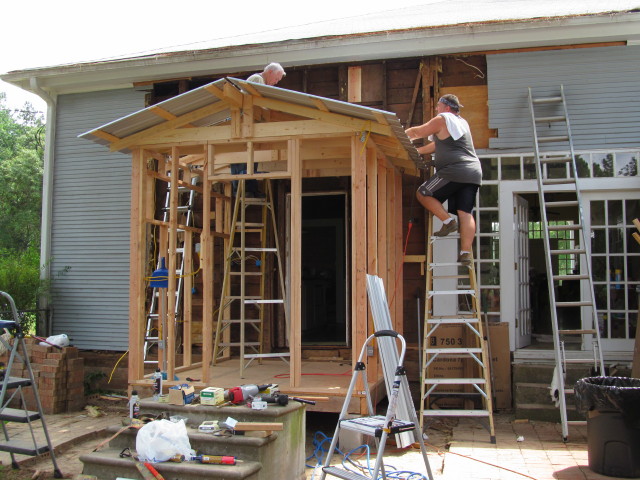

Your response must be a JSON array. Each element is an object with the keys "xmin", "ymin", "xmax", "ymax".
[{"xmin": 1, "ymin": 337, "xmax": 86, "ymax": 414}]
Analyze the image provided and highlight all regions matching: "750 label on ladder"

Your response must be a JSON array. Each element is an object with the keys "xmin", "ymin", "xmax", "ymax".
[{"xmin": 430, "ymin": 337, "xmax": 463, "ymax": 346}]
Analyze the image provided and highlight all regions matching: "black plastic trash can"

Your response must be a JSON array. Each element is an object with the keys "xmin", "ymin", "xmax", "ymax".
[{"xmin": 574, "ymin": 376, "xmax": 640, "ymax": 478}]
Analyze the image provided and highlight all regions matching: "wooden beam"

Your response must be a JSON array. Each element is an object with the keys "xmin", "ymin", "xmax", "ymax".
[
  {"xmin": 166, "ymin": 146, "xmax": 179, "ymax": 380},
  {"xmin": 311, "ymin": 98, "xmax": 330, "ymax": 112},
  {"xmin": 183, "ymin": 230, "xmax": 193, "ymax": 367},
  {"xmin": 348, "ymin": 66, "xmax": 362, "ymax": 103},
  {"xmin": 366, "ymin": 145, "xmax": 379, "ymax": 382},
  {"xmin": 224, "ymin": 81, "xmax": 244, "ymax": 108},
  {"xmin": 150, "ymin": 106, "xmax": 178, "ymax": 121},
  {"xmin": 109, "ymin": 101, "xmax": 229, "ymax": 152},
  {"xmin": 92, "ymin": 129, "xmax": 121, "ymax": 143},
  {"xmin": 128, "ymin": 148, "xmax": 146, "ymax": 389},
  {"xmin": 289, "ymin": 138, "xmax": 302, "ymax": 387},
  {"xmin": 393, "ymin": 170, "xmax": 403, "ymax": 333},
  {"xmin": 252, "ymin": 97, "xmax": 393, "ymax": 136}
]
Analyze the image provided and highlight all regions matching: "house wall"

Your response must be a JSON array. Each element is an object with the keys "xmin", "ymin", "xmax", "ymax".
[
  {"xmin": 487, "ymin": 45, "xmax": 640, "ymax": 151},
  {"xmin": 50, "ymin": 88, "xmax": 145, "ymax": 350}
]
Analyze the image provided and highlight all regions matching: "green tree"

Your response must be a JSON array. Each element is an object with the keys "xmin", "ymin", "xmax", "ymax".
[{"xmin": 0, "ymin": 93, "xmax": 44, "ymax": 251}]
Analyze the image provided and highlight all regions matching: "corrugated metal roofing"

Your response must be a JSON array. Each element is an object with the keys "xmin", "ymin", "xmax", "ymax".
[
  {"xmin": 77, "ymin": 1, "xmax": 640, "ymax": 63},
  {"xmin": 79, "ymin": 77, "xmax": 422, "ymax": 166}
]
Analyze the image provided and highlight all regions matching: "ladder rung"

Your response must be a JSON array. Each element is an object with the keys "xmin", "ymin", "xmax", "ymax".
[
  {"xmin": 550, "ymin": 248, "xmax": 586, "ymax": 255},
  {"xmin": 540, "ymin": 156, "xmax": 572, "ymax": 164},
  {"xmin": 223, "ymin": 319, "xmax": 262, "ymax": 324},
  {"xmin": 244, "ymin": 353, "xmax": 290, "ymax": 359},
  {"xmin": 244, "ymin": 299, "xmax": 284, "ymax": 304},
  {"xmin": 532, "ymin": 96, "xmax": 562, "ymax": 104},
  {"xmin": 424, "ymin": 378, "xmax": 486, "ymax": 385},
  {"xmin": 230, "ymin": 272, "xmax": 263, "ymax": 276},
  {"xmin": 558, "ymin": 329, "xmax": 597, "ymax": 335},
  {"xmin": 5, "ymin": 377, "xmax": 32, "ymax": 388},
  {"xmin": 545, "ymin": 200, "xmax": 578, "ymax": 208},
  {"xmin": 428, "ymin": 290, "xmax": 475, "ymax": 296},
  {"xmin": 219, "ymin": 342, "xmax": 261, "ymax": 347},
  {"xmin": 0, "ymin": 440, "xmax": 51, "ymax": 456},
  {"xmin": 542, "ymin": 178, "xmax": 575, "ymax": 185},
  {"xmin": 0, "ymin": 408, "xmax": 41, "ymax": 423},
  {"xmin": 427, "ymin": 318, "xmax": 479, "ymax": 325},
  {"xmin": 567, "ymin": 420, "xmax": 587, "ymax": 426},
  {"xmin": 547, "ymin": 224, "xmax": 582, "ymax": 231},
  {"xmin": 322, "ymin": 466, "xmax": 369, "ymax": 480},
  {"xmin": 553, "ymin": 274, "xmax": 589, "ymax": 281},
  {"xmin": 556, "ymin": 301, "xmax": 593, "ymax": 308},
  {"xmin": 535, "ymin": 115, "xmax": 566, "ymax": 123},
  {"xmin": 423, "ymin": 409, "xmax": 490, "ymax": 417},
  {"xmin": 427, "ymin": 348, "xmax": 483, "ymax": 354},
  {"xmin": 538, "ymin": 135, "xmax": 569, "ymax": 143},
  {"xmin": 564, "ymin": 358, "xmax": 598, "ymax": 364},
  {"xmin": 432, "ymin": 274, "xmax": 469, "ymax": 280},
  {"xmin": 228, "ymin": 296, "xmax": 262, "ymax": 300}
]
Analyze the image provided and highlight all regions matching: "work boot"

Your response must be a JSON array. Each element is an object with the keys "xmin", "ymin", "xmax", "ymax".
[
  {"xmin": 434, "ymin": 219, "xmax": 458, "ymax": 237},
  {"xmin": 457, "ymin": 252, "xmax": 472, "ymax": 266}
]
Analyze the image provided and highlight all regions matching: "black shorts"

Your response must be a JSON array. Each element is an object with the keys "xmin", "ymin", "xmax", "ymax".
[{"xmin": 417, "ymin": 174, "xmax": 479, "ymax": 214}]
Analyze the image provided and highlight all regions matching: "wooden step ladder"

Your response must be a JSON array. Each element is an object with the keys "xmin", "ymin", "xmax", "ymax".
[
  {"xmin": 144, "ymin": 171, "xmax": 200, "ymax": 368},
  {"xmin": 213, "ymin": 179, "xmax": 288, "ymax": 378},
  {"xmin": 0, "ymin": 291, "xmax": 62, "ymax": 478},
  {"xmin": 528, "ymin": 85, "xmax": 604, "ymax": 441},
  {"xmin": 420, "ymin": 215, "xmax": 496, "ymax": 443}
]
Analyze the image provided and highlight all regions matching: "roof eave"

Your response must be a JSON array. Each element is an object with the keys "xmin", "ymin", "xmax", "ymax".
[{"xmin": 3, "ymin": 12, "xmax": 640, "ymax": 97}]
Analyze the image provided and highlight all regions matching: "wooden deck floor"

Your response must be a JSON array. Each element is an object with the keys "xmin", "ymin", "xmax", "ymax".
[{"xmin": 133, "ymin": 358, "xmax": 386, "ymax": 414}]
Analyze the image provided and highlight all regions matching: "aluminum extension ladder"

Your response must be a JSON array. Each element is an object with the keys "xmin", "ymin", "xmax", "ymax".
[
  {"xmin": 420, "ymin": 214, "xmax": 496, "ymax": 443},
  {"xmin": 143, "ymin": 172, "xmax": 200, "ymax": 366},
  {"xmin": 0, "ymin": 291, "xmax": 62, "ymax": 478},
  {"xmin": 320, "ymin": 331, "xmax": 434, "ymax": 480},
  {"xmin": 528, "ymin": 85, "xmax": 604, "ymax": 441},
  {"xmin": 213, "ymin": 179, "xmax": 289, "ymax": 378}
]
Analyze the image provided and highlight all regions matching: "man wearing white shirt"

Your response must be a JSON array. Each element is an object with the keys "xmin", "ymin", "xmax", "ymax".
[
  {"xmin": 247, "ymin": 63, "xmax": 286, "ymax": 86},
  {"xmin": 405, "ymin": 94, "xmax": 482, "ymax": 266}
]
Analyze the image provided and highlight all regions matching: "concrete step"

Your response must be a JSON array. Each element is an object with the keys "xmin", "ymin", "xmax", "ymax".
[
  {"xmin": 106, "ymin": 424, "xmax": 277, "ymax": 458},
  {"xmin": 512, "ymin": 363, "xmax": 591, "ymax": 384},
  {"xmin": 80, "ymin": 447, "xmax": 261, "ymax": 480}
]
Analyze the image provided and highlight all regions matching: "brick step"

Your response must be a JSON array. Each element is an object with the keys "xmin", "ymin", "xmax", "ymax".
[{"xmin": 80, "ymin": 448, "xmax": 261, "ymax": 480}]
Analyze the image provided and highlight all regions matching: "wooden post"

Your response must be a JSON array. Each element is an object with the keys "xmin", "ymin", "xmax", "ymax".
[
  {"xmin": 128, "ymin": 148, "xmax": 146, "ymax": 387},
  {"xmin": 351, "ymin": 134, "xmax": 368, "ymax": 371},
  {"xmin": 202, "ymin": 146, "xmax": 214, "ymax": 380},
  {"xmin": 289, "ymin": 138, "xmax": 302, "ymax": 387},
  {"xmin": 183, "ymin": 230, "xmax": 193, "ymax": 368},
  {"xmin": 166, "ymin": 147, "xmax": 179, "ymax": 380},
  {"xmin": 366, "ymin": 144, "xmax": 379, "ymax": 381}
]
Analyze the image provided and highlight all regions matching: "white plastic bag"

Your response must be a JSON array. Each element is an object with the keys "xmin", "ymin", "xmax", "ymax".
[
  {"xmin": 40, "ymin": 333, "xmax": 70, "ymax": 348},
  {"xmin": 135, "ymin": 419, "xmax": 194, "ymax": 462}
]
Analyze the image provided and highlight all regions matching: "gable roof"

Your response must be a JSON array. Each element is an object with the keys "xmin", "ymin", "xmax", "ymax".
[{"xmin": 79, "ymin": 77, "xmax": 422, "ymax": 168}]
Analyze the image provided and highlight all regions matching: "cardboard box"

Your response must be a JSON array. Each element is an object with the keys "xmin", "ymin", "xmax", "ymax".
[
  {"xmin": 488, "ymin": 322, "xmax": 512, "ymax": 410},
  {"xmin": 168, "ymin": 384, "xmax": 195, "ymax": 405},
  {"xmin": 426, "ymin": 324, "xmax": 466, "ymax": 408},
  {"xmin": 199, "ymin": 387, "xmax": 224, "ymax": 406}
]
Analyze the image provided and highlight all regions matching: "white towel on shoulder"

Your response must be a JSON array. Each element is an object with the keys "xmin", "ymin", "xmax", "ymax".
[{"xmin": 440, "ymin": 112, "xmax": 470, "ymax": 140}]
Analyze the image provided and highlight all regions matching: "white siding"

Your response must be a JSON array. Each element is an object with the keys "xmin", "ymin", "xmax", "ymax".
[
  {"xmin": 50, "ymin": 89, "xmax": 145, "ymax": 350},
  {"xmin": 487, "ymin": 45, "xmax": 640, "ymax": 151}
]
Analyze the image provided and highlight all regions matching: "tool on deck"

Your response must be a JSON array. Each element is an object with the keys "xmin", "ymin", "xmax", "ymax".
[
  {"xmin": 224, "ymin": 383, "xmax": 272, "ymax": 404},
  {"xmin": 192, "ymin": 454, "xmax": 236, "ymax": 465},
  {"xmin": 260, "ymin": 393, "xmax": 317, "ymax": 405}
]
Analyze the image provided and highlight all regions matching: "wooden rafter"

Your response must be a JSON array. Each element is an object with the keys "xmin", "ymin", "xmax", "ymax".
[{"xmin": 108, "ymin": 101, "xmax": 229, "ymax": 152}]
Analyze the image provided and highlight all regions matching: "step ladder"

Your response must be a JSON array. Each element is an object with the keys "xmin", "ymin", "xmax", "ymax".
[
  {"xmin": 144, "ymin": 173, "xmax": 199, "ymax": 366},
  {"xmin": 527, "ymin": 85, "xmax": 604, "ymax": 440},
  {"xmin": 213, "ymin": 179, "xmax": 289, "ymax": 378},
  {"xmin": 0, "ymin": 291, "xmax": 62, "ymax": 478},
  {"xmin": 320, "ymin": 330, "xmax": 434, "ymax": 480},
  {"xmin": 419, "ymin": 215, "xmax": 496, "ymax": 443}
]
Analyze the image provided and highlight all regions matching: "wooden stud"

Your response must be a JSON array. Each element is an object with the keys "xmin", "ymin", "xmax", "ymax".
[
  {"xmin": 202, "ymin": 146, "xmax": 214, "ymax": 381},
  {"xmin": 366, "ymin": 144, "xmax": 379, "ymax": 382},
  {"xmin": 166, "ymin": 146, "xmax": 179, "ymax": 379},
  {"xmin": 289, "ymin": 138, "xmax": 302, "ymax": 387},
  {"xmin": 223, "ymin": 81, "xmax": 243, "ymax": 109},
  {"xmin": 393, "ymin": 170, "xmax": 403, "ymax": 333},
  {"xmin": 348, "ymin": 66, "xmax": 362, "ymax": 103},
  {"xmin": 351, "ymin": 134, "xmax": 368, "ymax": 376},
  {"xmin": 128, "ymin": 148, "xmax": 146, "ymax": 386},
  {"xmin": 183, "ymin": 230, "xmax": 193, "ymax": 368},
  {"xmin": 377, "ymin": 161, "xmax": 389, "ymax": 290}
]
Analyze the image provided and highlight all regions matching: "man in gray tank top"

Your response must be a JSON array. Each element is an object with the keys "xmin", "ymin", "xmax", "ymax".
[{"xmin": 404, "ymin": 94, "xmax": 482, "ymax": 266}]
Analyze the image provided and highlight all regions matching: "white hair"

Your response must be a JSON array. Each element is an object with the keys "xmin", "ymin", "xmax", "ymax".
[{"xmin": 264, "ymin": 63, "xmax": 285, "ymax": 76}]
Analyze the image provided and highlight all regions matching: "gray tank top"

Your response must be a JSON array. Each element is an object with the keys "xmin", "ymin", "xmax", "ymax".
[{"xmin": 434, "ymin": 128, "xmax": 482, "ymax": 186}]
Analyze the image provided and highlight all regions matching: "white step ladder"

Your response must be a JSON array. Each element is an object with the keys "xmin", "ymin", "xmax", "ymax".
[
  {"xmin": 0, "ymin": 291, "xmax": 62, "ymax": 478},
  {"xmin": 528, "ymin": 85, "xmax": 604, "ymax": 440},
  {"xmin": 213, "ymin": 179, "xmax": 289, "ymax": 377},
  {"xmin": 420, "ymin": 214, "xmax": 496, "ymax": 443},
  {"xmin": 320, "ymin": 330, "xmax": 434, "ymax": 480},
  {"xmin": 143, "ymin": 172, "xmax": 199, "ymax": 366}
]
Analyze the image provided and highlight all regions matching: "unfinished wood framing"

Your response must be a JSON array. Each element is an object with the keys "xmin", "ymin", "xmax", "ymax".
[{"xmin": 85, "ymin": 77, "xmax": 419, "ymax": 412}]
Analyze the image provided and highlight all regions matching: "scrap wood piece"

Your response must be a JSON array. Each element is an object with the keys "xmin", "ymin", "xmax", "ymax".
[
  {"xmin": 233, "ymin": 422, "xmax": 283, "ymax": 431},
  {"xmin": 93, "ymin": 423, "xmax": 141, "ymax": 452},
  {"xmin": 136, "ymin": 462, "xmax": 165, "ymax": 480}
]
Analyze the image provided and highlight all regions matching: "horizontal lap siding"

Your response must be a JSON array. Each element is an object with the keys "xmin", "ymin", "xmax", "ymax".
[
  {"xmin": 51, "ymin": 89, "xmax": 145, "ymax": 350},
  {"xmin": 487, "ymin": 45, "xmax": 640, "ymax": 151}
]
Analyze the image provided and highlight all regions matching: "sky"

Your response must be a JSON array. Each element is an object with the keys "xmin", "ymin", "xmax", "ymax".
[{"xmin": 1, "ymin": 0, "xmax": 431, "ymax": 114}]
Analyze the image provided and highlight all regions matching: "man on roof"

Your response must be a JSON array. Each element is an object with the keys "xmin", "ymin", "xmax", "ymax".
[
  {"xmin": 405, "ymin": 94, "xmax": 482, "ymax": 266},
  {"xmin": 247, "ymin": 63, "xmax": 286, "ymax": 86}
]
